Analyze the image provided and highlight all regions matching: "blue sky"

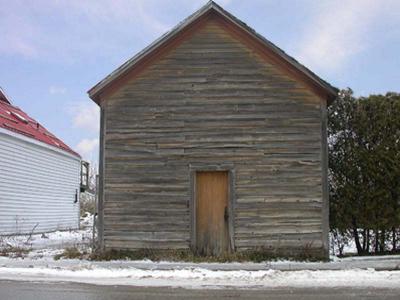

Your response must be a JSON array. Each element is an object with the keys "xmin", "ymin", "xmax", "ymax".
[{"xmin": 1, "ymin": 0, "xmax": 399, "ymax": 165}]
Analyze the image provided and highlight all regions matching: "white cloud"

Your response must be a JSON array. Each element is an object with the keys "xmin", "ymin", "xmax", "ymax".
[
  {"xmin": 66, "ymin": 100, "xmax": 100, "ymax": 163},
  {"xmin": 49, "ymin": 86, "xmax": 67, "ymax": 95},
  {"xmin": 296, "ymin": 0, "xmax": 380, "ymax": 73},
  {"xmin": 76, "ymin": 138, "xmax": 99, "ymax": 162},
  {"xmin": 0, "ymin": 0, "xmax": 171, "ymax": 61},
  {"xmin": 68, "ymin": 101, "xmax": 100, "ymax": 133}
]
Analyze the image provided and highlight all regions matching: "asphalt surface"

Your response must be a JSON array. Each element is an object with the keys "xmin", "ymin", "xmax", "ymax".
[{"xmin": 1, "ymin": 280, "xmax": 400, "ymax": 300}]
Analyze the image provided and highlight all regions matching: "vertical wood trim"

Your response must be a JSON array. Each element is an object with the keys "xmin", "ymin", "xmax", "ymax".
[
  {"xmin": 97, "ymin": 107, "xmax": 106, "ymax": 250},
  {"xmin": 321, "ymin": 99, "xmax": 329, "ymax": 258},
  {"xmin": 228, "ymin": 169, "xmax": 236, "ymax": 251},
  {"xmin": 189, "ymin": 169, "xmax": 196, "ymax": 251}
]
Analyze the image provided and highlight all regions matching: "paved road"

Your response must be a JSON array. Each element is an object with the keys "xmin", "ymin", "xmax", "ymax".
[{"xmin": 1, "ymin": 280, "xmax": 400, "ymax": 300}]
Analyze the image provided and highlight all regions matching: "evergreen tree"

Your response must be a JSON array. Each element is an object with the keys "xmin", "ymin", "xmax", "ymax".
[{"xmin": 329, "ymin": 90, "xmax": 400, "ymax": 255}]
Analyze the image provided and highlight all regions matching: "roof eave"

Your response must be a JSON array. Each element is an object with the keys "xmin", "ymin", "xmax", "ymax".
[
  {"xmin": 88, "ymin": 1, "xmax": 338, "ymax": 105},
  {"xmin": 88, "ymin": 2, "xmax": 218, "ymax": 104},
  {"xmin": 209, "ymin": 3, "xmax": 338, "ymax": 103}
]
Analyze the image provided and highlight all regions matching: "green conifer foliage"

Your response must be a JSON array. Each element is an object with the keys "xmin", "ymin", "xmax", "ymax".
[{"xmin": 329, "ymin": 90, "xmax": 400, "ymax": 255}]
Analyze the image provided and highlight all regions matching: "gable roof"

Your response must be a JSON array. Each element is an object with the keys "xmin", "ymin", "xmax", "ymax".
[
  {"xmin": 0, "ymin": 98, "xmax": 80, "ymax": 158},
  {"xmin": 88, "ymin": 1, "xmax": 338, "ymax": 105}
]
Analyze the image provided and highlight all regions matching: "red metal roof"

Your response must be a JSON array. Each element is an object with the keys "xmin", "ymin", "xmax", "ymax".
[{"xmin": 0, "ymin": 99, "xmax": 80, "ymax": 158}]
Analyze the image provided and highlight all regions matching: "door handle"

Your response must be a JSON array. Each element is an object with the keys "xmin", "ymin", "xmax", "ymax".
[{"xmin": 224, "ymin": 206, "xmax": 229, "ymax": 221}]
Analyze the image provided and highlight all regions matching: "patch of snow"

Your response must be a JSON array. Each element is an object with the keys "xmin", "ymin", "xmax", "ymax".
[
  {"xmin": 0, "ymin": 266, "xmax": 399, "ymax": 289},
  {"xmin": 342, "ymin": 239, "xmax": 358, "ymax": 254},
  {"xmin": 0, "ymin": 213, "xmax": 94, "ymax": 259},
  {"xmin": 80, "ymin": 212, "xmax": 94, "ymax": 228}
]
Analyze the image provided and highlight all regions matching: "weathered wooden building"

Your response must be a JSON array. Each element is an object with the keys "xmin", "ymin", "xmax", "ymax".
[{"xmin": 88, "ymin": 2, "xmax": 337, "ymax": 258}]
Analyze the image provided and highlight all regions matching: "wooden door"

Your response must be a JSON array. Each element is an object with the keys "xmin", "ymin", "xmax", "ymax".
[{"xmin": 195, "ymin": 171, "xmax": 230, "ymax": 256}]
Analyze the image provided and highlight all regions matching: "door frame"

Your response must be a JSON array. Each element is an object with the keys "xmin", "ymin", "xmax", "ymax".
[{"xmin": 189, "ymin": 163, "xmax": 236, "ymax": 253}]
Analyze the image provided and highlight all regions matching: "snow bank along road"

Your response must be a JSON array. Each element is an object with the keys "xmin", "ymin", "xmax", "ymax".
[{"xmin": 0, "ymin": 265, "xmax": 400, "ymax": 289}]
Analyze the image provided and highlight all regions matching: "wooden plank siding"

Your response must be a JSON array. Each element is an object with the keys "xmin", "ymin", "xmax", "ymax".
[{"xmin": 101, "ymin": 21, "xmax": 327, "ymax": 257}]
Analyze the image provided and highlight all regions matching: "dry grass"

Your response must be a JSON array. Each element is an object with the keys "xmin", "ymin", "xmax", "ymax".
[
  {"xmin": 0, "ymin": 246, "xmax": 31, "ymax": 258},
  {"xmin": 54, "ymin": 246, "xmax": 88, "ymax": 260},
  {"xmin": 89, "ymin": 248, "xmax": 327, "ymax": 263}
]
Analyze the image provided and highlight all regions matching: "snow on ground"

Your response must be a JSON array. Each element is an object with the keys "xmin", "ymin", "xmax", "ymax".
[
  {"xmin": 0, "ymin": 266, "xmax": 399, "ymax": 289},
  {"xmin": 329, "ymin": 232, "xmax": 358, "ymax": 256},
  {"xmin": 0, "ymin": 213, "xmax": 361, "ymax": 259},
  {"xmin": 342, "ymin": 239, "xmax": 357, "ymax": 254},
  {"xmin": 0, "ymin": 213, "xmax": 94, "ymax": 258},
  {"xmin": 1, "ymin": 212, "xmax": 400, "ymax": 289}
]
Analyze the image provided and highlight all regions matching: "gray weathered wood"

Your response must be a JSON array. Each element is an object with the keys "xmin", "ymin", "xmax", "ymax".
[
  {"xmin": 97, "ymin": 108, "xmax": 105, "ymax": 250},
  {"xmin": 100, "ymin": 21, "xmax": 329, "ymax": 257}
]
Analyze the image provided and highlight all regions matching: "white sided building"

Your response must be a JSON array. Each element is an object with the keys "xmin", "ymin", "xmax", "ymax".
[{"xmin": 0, "ymin": 89, "xmax": 88, "ymax": 235}]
